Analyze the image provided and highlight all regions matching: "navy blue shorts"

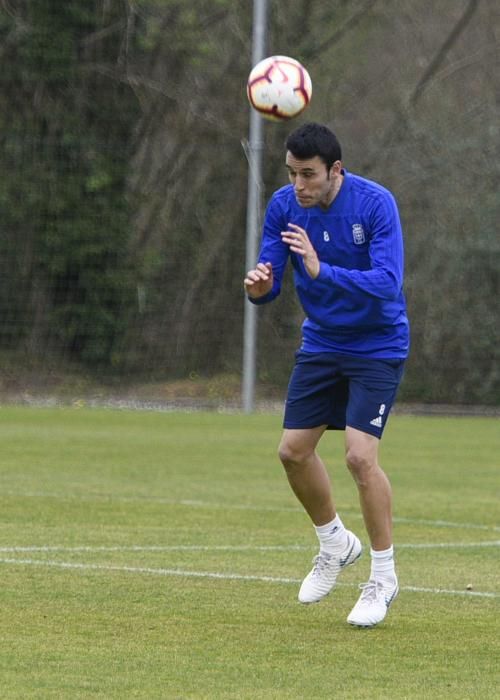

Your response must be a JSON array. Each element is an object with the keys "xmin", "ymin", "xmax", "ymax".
[{"xmin": 283, "ymin": 351, "xmax": 405, "ymax": 439}]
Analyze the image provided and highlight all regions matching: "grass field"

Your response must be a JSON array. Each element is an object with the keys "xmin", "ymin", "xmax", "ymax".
[{"xmin": 0, "ymin": 406, "xmax": 498, "ymax": 699}]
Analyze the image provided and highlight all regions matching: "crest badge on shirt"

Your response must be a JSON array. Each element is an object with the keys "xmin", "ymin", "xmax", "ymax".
[{"xmin": 352, "ymin": 223, "xmax": 365, "ymax": 245}]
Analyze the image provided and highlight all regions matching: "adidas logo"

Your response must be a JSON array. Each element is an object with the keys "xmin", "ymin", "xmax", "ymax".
[{"xmin": 370, "ymin": 403, "xmax": 386, "ymax": 429}]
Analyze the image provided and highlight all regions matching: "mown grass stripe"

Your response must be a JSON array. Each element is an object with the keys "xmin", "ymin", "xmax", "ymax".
[
  {"xmin": 0, "ymin": 540, "xmax": 499, "ymax": 553},
  {"xmin": 0, "ymin": 557, "xmax": 498, "ymax": 598}
]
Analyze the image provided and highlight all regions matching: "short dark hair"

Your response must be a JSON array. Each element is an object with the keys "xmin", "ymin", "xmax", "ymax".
[{"xmin": 285, "ymin": 122, "xmax": 342, "ymax": 170}]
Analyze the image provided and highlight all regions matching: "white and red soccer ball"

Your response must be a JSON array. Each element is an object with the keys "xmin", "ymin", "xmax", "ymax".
[{"xmin": 246, "ymin": 55, "xmax": 312, "ymax": 122}]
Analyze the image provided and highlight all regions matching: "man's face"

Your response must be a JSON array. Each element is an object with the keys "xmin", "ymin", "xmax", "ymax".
[{"xmin": 285, "ymin": 152, "xmax": 342, "ymax": 209}]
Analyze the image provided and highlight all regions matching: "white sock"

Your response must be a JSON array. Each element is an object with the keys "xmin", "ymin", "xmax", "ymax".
[
  {"xmin": 314, "ymin": 515, "xmax": 347, "ymax": 554},
  {"xmin": 370, "ymin": 546, "xmax": 397, "ymax": 583}
]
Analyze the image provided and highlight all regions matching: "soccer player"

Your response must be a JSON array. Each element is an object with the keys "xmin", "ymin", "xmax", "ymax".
[{"xmin": 243, "ymin": 123, "xmax": 409, "ymax": 627}]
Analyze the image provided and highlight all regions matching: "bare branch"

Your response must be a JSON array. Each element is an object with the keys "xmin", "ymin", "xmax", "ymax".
[
  {"xmin": 306, "ymin": 0, "xmax": 380, "ymax": 61},
  {"xmin": 409, "ymin": 0, "xmax": 481, "ymax": 106},
  {"xmin": 363, "ymin": 0, "xmax": 483, "ymax": 172}
]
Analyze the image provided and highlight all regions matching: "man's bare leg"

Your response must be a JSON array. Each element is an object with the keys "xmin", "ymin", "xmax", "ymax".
[
  {"xmin": 344, "ymin": 426, "xmax": 399, "ymax": 627},
  {"xmin": 278, "ymin": 426, "xmax": 334, "ymax": 525},
  {"xmin": 344, "ymin": 426, "xmax": 392, "ymax": 550},
  {"xmin": 278, "ymin": 426, "xmax": 362, "ymax": 604}
]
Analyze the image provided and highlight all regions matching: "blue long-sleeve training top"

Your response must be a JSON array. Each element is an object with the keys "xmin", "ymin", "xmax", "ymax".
[{"xmin": 249, "ymin": 170, "xmax": 410, "ymax": 358}]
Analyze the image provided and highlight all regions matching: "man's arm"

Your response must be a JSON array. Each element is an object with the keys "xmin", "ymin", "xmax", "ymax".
[
  {"xmin": 283, "ymin": 195, "xmax": 404, "ymax": 301},
  {"xmin": 244, "ymin": 262, "xmax": 274, "ymax": 299},
  {"xmin": 322, "ymin": 194, "xmax": 404, "ymax": 300},
  {"xmin": 244, "ymin": 196, "xmax": 290, "ymax": 305}
]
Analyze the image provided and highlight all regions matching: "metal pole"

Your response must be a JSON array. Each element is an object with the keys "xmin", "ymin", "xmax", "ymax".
[{"xmin": 242, "ymin": 0, "xmax": 268, "ymax": 413}]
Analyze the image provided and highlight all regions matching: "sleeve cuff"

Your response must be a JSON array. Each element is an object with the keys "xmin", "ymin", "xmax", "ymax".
[{"xmin": 247, "ymin": 291, "xmax": 274, "ymax": 305}]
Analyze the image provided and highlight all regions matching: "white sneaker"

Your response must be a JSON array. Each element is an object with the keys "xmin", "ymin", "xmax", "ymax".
[
  {"xmin": 298, "ymin": 531, "xmax": 362, "ymax": 604},
  {"xmin": 347, "ymin": 578, "xmax": 399, "ymax": 627}
]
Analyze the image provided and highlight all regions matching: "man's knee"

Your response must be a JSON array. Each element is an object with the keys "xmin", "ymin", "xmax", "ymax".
[
  {"xmin": 345, "ymin": 446, "xmax": 373, "ymax": 480},
  {"xmin": 345, "ymin": 444, "xmax": 379, "ymax": 486},
  {"xmin": 345, "ymin": 431, "xmax": 379, "ymax": 485},
  {"xmin": 278, "ymin": 430, "xmax": 318, "ymax": 471},
  {"xmin": 278, "ymin": 437, "xmax": 306, "ymax": 469}
]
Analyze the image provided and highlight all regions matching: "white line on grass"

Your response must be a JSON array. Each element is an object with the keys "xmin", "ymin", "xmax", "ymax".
[
  {"xmin": 0, "ymin": 545, "xmax": 310, "ymax": 552},
  {"xmin": 393, "ymin": 516, "xmax": 500, "ymax": 532},
  {"xmin": 0, "ymin": 541, "xmax": 499, "ymax": 553},
  {"xmin": 4, "ymin": 490, "xmax": 500, "ymax": 533},
  {"xmin": 398, "ymin": 540, "xmax": 500, "ymax": 549},
  {"xmin": 400, "ymin": 585, "xmax": 498, "ymax": 599},
  {"xmin": 0, "ymin": 556, "xmax": 498, "ymax": 599},
  {"xmin": 0, "ymin": 557, "xmax": 300, "ymax": 584}
]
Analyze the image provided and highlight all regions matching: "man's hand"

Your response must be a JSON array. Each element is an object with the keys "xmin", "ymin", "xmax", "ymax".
[
  {"xmin": 281, "ymin": 223, "xmax": 320, "ymax": 279},
  {"xmin": 244, "ymin": 262, "xmax": 273, "ymax": 299}
]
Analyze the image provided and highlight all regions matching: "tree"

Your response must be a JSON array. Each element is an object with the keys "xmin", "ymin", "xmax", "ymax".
[
  {"xmin": 0, "ymin": 0, "xmax": 139, "ymax": 365},
  {"xmin": 0, "ymin": 0, "xmax": 498, "ymax": 403}
]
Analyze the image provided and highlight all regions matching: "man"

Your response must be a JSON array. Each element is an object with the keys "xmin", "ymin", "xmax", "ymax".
[{"xmin": 243, "ymin": 122, "xmax": 409, "ymax": 627}]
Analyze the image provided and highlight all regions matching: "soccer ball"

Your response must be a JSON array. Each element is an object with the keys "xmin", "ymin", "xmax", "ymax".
[{"xmin": 246, "ymin": 55, "xmax": 312, "ymax": 122}]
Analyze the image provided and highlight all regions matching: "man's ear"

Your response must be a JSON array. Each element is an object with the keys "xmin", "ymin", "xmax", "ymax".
[{"xmin": 328, "ymin": 160, "xmax": 342, "ymax": 179}]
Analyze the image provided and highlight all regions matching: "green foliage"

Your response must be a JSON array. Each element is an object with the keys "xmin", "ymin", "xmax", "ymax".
[
  {"xmin": 0, "ymin": 0, "xmax": 498, "ymax": 402},
  {"xmin": 0, "ymin": 0, "xmax": 139, "ymax": 365}
]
